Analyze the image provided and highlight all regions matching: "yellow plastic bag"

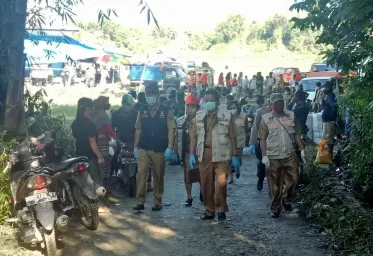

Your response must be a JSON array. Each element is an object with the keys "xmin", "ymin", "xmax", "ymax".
[{"xmin": 314, "ymin": 140, "xmax": 333, "ymax": 164}]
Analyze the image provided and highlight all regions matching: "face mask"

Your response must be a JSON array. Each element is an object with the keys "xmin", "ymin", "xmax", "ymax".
[
  {"xmin": 205, "ymin": 102, "xmax": 217, "ymax": 111},
  {"xmin": 229, "ymin": 109, "xmax": 238, "ymax": 115},
  {"xmin": 146, "ymin": 96, "xmax": 158, "ymax": 105}
]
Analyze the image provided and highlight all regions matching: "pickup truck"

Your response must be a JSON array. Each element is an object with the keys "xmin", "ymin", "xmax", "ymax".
[{"xmin": 129, "ymin": 64, "xmax": 188, "ymax": 94}]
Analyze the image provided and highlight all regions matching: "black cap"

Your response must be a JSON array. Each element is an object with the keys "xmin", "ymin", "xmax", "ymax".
[
  {"xmin": 77, "ymin": 97, "xmax": 93, "ymax": 108},
  {"xmin": 144, "ymin": 81, "xmax": 159, "ymax": 93}
]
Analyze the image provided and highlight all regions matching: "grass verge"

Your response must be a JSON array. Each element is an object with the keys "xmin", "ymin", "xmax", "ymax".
[{"xmin": 299, "ymin": 147, "xmax": 373, "ymax": 255}]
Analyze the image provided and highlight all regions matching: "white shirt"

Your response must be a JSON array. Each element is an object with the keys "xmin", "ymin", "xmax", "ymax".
[
  {"xmin": 249, "ymin": 78, "xmax": 257, "ymax": 89},
  {"xmin": 266, "ymin": 77, "xmax": 275, "ymax": 87},
  {"xmin": 243, "ymin": 78, "xmax": 249, "ymax": 88}
]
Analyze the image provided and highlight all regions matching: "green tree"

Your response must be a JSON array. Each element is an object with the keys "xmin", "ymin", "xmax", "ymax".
[{"xmin": 214, "ymin": 14, "xmax": 246, "ymax": 43}]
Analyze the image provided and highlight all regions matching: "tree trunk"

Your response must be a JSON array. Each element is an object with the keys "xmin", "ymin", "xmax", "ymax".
[{"xmin": 1, "ymin": 0, "xmax": 28, "ymax": 136}]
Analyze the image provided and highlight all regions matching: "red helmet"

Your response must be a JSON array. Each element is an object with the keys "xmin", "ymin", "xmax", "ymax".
[{"xmin": 185, "ymin": 95, "xmax": 198, "ymax": 105}]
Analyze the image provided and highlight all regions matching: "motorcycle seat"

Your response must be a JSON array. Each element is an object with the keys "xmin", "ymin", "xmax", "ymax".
[{"xmin": 54, "ymin": 156, "xmax": 88, "ymax": 173}]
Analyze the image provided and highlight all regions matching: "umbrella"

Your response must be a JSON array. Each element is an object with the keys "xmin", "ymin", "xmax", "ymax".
[{"xmin": 101, "ymin": 54, "xmax": 131, "ymax": 64}]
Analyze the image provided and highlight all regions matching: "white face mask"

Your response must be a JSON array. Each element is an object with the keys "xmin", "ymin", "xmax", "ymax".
[{"xmin": 229, "ymin": 109, "xmax": 238, "ymax": 115}]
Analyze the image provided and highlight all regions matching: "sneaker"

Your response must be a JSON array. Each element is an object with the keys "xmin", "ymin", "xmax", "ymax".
[
  {"xmin": 152, "ymin": 205, "xmax": 163, "ymax": 211},
  {"xmin": 200, "ymin": 214, "xmax": 215, "ymax": 220},
  {"xmin": 235, "ymin": 169, "xmax": 240, "ymax": 179},
  {"xmin": 184, "ymin": 198, "xmax": 193, "ymax": 207},
  {"xmin": 283, "ymin": 204, "xmax": 298, "ymax": 214},
  {"xmin": 257, "ymin": 178, "xmax": 264, "ymax": 191},
  {"xmin": 217, "ymin": 212, "xmax": 226, "ymax": 221},
  {"xmin": 271, "ymin": 212, "xmax": 280, "ymax": 218},
  {"xmin": 133, "ymin": 204, "xmax": 144, "ymax": 211}
]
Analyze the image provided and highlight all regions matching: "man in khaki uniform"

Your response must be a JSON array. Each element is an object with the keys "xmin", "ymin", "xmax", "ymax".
[
  {"xmin": 189, "ymin": 89, "xmax": 240, "ymax": 221},
  {"xmin": 173, "ymin": 95, "xmax": 202, "ymax": 207},
  {"xmin": 258, "ymin": 93, "xmax": 305, "ymax": 218},
  {"xmin": 133, "ymin": 83, "xmax": 176, "ymax": 211}
]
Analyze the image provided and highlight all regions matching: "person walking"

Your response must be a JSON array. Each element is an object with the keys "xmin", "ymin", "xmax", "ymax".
[
  {"xmin": 225, "ymin": 72, "xmax": 232, "ymax": 92},
  {"xmin": 248, "ymin": 100, "xmax": 271, "ymax": 191},
  {"xmin": 71, "ymin": 98, "xmax": 108, "ymax": 213},
  {"xmin": 258, "ymin": 93, "xmax": 305, "ymax": 218},
  {"xmin": 249, "ymin": 75, "xmax": 257, "ymax": 97},
  {"xmin": 321, "ymin": 81, "xmax": 338, "ymax": 159},
  {"xmin": 174, "ymin": 95, "xmax": 203, "ymax": 206},
  {"xmin": 133, "ymin": 82, "xmax": 176, "ymax": 211},
  {"xmin": 218, "ymin": 72, "xmax": 224, "ymax": 87},
  {"xmin": 232, "ymin": 73, "xmax": 238, "ymax": 97},
  {"xmin": 313, "ymin": 82, "xmax": 323, "ymax": 112},
  {"xmin": 227, "ymin": 100, "xmax": 247, "ymax": 184},
  {"xmin": 189, "ymin": 89, "xmax": 240, "ymax": 221},
  {"xmin": 256, "ymin": 72, "xmax": 264, "ymax": 95}
]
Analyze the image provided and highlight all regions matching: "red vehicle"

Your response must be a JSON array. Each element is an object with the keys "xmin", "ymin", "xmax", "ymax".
[{"xmin": 271, "ymin": 67, "xmax": 302, "ymax": 83}]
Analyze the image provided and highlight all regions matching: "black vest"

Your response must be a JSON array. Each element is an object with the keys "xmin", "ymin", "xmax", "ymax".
[{"xmin": 138, "ymin": 104, "xmax": 169, "ymax": 152}]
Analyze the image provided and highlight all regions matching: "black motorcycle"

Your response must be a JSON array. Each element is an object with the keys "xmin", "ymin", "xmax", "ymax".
[
  {"xmin": 111, "ymin": 142, "xmax": 137, "ymax": 197},
  {"xmin": 51, "ymin": 156, "xmax": 100, "ymax": 230},
  {"xmin": 5, "ymin": 138, "xmax": 68, "ymax": 256}
]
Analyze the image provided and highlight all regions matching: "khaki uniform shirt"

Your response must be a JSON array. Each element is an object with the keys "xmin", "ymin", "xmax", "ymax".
[
  {"xmin": 258, "ymin": 114, "xmax": 301, "ymax": 140},
  {"xmin": 190, "ymin": 111, "xmax": 238, "ymax": 148}
]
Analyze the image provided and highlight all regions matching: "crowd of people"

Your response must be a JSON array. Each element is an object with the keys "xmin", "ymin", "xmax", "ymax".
[{"xmin": 70, "ymin": 74, "xmax": 338, "ymax": 219}]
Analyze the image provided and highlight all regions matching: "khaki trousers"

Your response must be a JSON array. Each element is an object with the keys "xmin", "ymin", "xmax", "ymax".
[
  {"xmin": 266, "ymin": 153, "xmax": 299, "ymax": 213},
  {"xmin": 199, "ymin": 148, "xmax": 230, "ymax": 215},
  {"xmin": 136, "ymin": 149, "xmax": 165, "ymax": 206}
]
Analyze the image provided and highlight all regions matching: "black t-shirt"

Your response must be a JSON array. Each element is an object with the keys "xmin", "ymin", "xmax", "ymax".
[{"xmin": 71, "ymin": 117, "xmax": 97, "ymax": 158}]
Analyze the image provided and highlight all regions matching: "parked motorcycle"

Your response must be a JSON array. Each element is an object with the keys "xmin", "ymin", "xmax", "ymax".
[
  {"xmin": 110, "ymin": 142, "xmax": 137, "ymax": 197},
  {"xmin": 5, "ymin": 138, "xmax": 68, "ymax": 256},
  {"xmin": 52, "ymin": 156, "xmax": 100, "ymax": 230}
]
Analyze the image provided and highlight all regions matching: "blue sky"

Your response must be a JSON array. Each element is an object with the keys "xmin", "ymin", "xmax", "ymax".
[{"xmin": 69, "ymin": 0, "xmax": 298, "ymax": 30}]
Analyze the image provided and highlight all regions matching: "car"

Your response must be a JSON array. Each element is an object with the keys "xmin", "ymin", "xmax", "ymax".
[
  {"xmin": 271, "ymin": 67, "xmax": 302, "ymax": 83},
  {"xmin": 129, "ymin": 64, "xmax": 188, "ymax": 94},
  {"xmin": 310, "ymin": 63, "xmax": 337, "ymax": 72},
  {"xmin": 299, "ymin": 77, "xmax": 331, "ymax": 101}
]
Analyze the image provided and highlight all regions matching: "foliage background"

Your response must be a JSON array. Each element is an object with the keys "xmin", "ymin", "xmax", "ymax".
[{"xmin": 74, "ymin": 14, "xmax": 327, "ymax": 55}]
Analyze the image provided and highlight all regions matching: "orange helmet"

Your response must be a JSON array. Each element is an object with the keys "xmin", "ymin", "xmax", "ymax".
[{"xmin": 185, "ymin": 95, "xmax": 198, "ymax": 105}]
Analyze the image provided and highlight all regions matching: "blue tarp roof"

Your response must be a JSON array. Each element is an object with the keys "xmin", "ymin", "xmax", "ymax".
[{"xmin": 24, "ymin": 32, "xmax": 130, "ymax": 64}]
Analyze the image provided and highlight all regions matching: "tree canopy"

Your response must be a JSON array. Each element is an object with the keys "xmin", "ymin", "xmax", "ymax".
[{"xmin": 75, "ymin": 13, "xmax": 325, "ymax": 54}]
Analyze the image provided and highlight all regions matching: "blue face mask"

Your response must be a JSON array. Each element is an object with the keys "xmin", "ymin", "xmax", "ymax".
[
  {"xmin": 205, "ymin": 101, "xmax": 217, "ymax": 111},
  {"xmin": 146, "ymin": 96, "xmax": 158, "ymax": 105}
]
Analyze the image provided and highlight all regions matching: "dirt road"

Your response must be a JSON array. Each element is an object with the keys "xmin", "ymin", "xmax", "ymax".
[{"xmin": 58, "ymin": 154, "xmax": 327, "ymax": 256}]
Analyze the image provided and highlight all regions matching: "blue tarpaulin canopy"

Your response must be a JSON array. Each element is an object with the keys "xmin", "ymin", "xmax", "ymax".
[{"xmin": 24, "ymin": 31, "xmax": 130, "ymax": 64}]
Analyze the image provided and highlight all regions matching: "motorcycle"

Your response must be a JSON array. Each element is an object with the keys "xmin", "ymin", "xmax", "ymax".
[
  {"xmin": 51, "ymin": 156, "xmax": 100, "ymax": 231},
  {"xmin": 29, "ymin": 129, "xmax": 100, "ymax": 231},
  {"xmin": 5, "ymin": 138, "xmax": 68, "ymax": 256},
  {"xmin": 110, "ymin": 141, "xmax": 137, "ymax": 197}
]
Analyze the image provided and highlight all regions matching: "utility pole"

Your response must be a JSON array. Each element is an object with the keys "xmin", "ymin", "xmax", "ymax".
[{"xmin": 1, "ymin": 0, "xmax": 28, "ymax": 136}]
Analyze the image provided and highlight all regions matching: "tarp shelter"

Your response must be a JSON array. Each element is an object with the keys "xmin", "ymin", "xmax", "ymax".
[{"xmin": 24, "ymin": 32, "xmax": 130, "ymax": 64}]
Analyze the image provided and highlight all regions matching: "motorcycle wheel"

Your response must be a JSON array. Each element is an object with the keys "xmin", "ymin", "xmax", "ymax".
[
  {"xmin": 43, "ymin": 229, "xmax": 58, "ymax": 256},
  {"xmin": 128, "ymin": 176, "xmax": 136, "ymax": 198},
  {"xmin": 80, "ymin": 193, "xmax": 99, "ymax": 230}
]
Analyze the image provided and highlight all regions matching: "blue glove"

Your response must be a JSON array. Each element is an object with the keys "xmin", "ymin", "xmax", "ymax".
[
  {"xmin": 232, "ymin": 156, "xmax": 241, "ymax": 170},
  {"xmin": 249, "ymin": 145, "xmax": 256, "ymax": 153},
  {"xmin": 189, "ymin": 154, "xmax": 196, "ymax": 169},
  {"xmin": 164, "ymin": 147, "xmax": 173, "ymax": 161},
  {"xmin": 172, "ymin": 152, "xmax": 178, "ymax": 162},
  {"xmin": 134, "ymin": 147, "xmax": 139, "ymax": 160}
]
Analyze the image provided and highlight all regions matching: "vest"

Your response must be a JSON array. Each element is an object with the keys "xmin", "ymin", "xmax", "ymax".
[
  {"xmin": 262, "ymin": 110, "xmax": 296, "ymax": 160},
  {"xmin": 195, "ymin": 108, "xmax": 232, "ymax": 163},
  {"xmin": 234, "ymin": 114, "xmax": 246, "ymax": 149},
  {"xmin": 138, "ymin": 104, "xmax": 169, "ymax": 152}
]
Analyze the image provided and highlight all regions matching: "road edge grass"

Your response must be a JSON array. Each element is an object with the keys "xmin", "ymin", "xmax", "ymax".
[{"xmin": 299, "ymin": 147, "xmax": 373, "ymax": 255}]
